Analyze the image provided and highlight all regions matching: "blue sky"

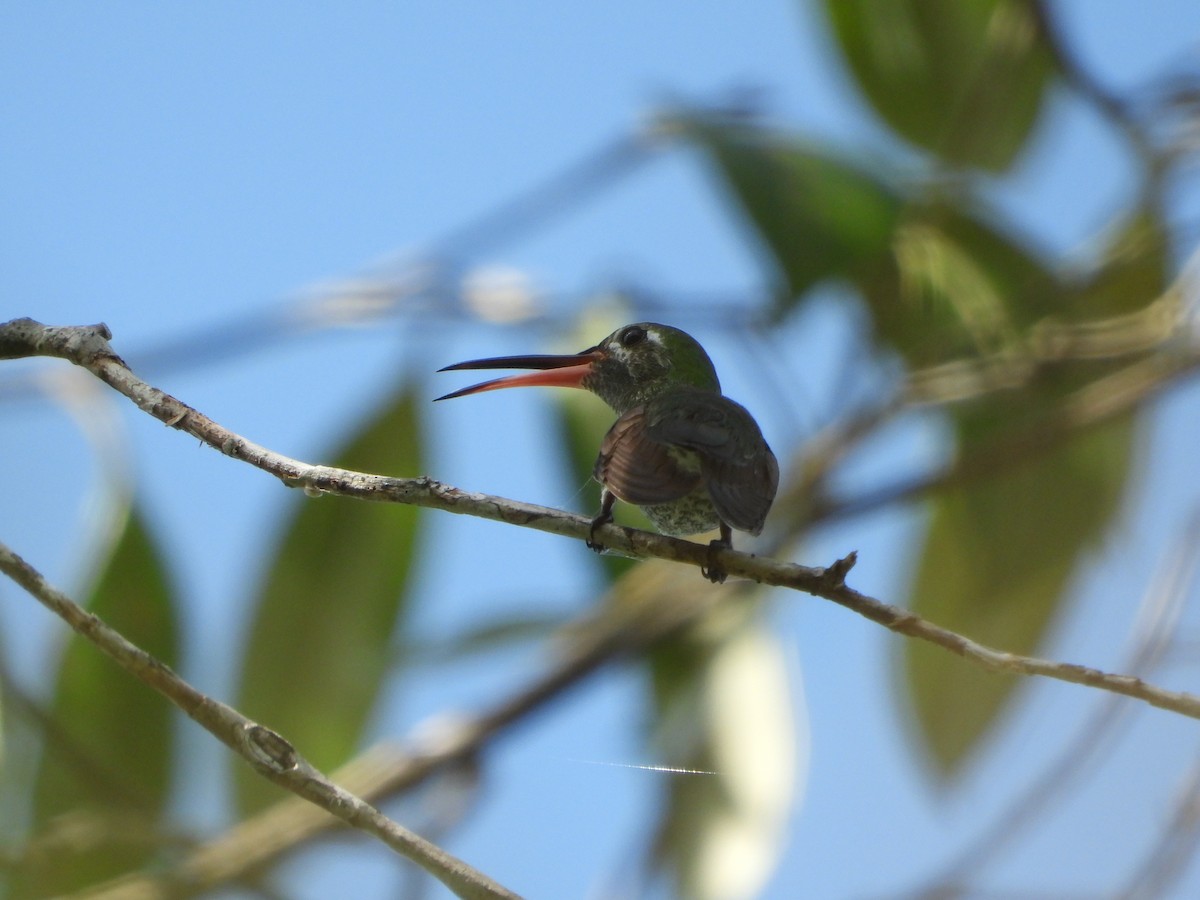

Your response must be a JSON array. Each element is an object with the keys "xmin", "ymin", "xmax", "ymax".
[{"xmin": 5, "ymin": 2, "xmax": 1200, "ymax": 898}]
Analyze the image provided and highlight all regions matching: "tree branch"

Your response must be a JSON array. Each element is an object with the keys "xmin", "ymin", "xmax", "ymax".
[
  {"xmin": 72, "ymin": 583, "xmax": 706, "ymax": 898},
  {"xmin": 7, "ymin": 316, "xmax": 1200, "ymax": 725},
  {"xmin": 0, "ymin": 543, "xmax": 521, "ymax": 900},
  {"xmin": 907, "ymin": 509, "xmax": 1200, "ymax": 897},
  {"xmin": 1031, "ymin": 0, "xmax": 1159, "ymax": 169}
]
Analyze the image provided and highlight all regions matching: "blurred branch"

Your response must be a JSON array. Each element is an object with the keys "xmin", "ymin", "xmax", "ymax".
[
  {"xmin": 904, "ymin": 291, "xmax": 1186, "ymax": 407},
  {"xmin": 7, "ymin": 316, "xmax": 1200, "ymax": 724},
  {"xmin": 0, "ymin": 127, "xmax": 659, "ymax": 395},
  {"xmin": 0, "ymin": 661, "xmax": 163, "ymax": 815},
  {"xmin": 1118, "ymin": 757, "xmax": 1200, "ymax": 899},
  {"xmin": 0, "ymin": 541, "xmax": 521, "ymax": 900},
  {"xmin": 72, "ymin": 579, "xmax": 714, "ymax": 898},
  {"xmin": 793, "ymin": 246, "xmax": 1200, "ymax": 529},
  {"xmin": 429, "ymin": 131, "xmax": 657, "ymax": 263},
  {"xmin": 811, "ymin": 342, "xmax": 1200, "ymax": 527},
  {"xmin": 1032, "ymin": 0, "xmax": 1158, "ymax": 170}
]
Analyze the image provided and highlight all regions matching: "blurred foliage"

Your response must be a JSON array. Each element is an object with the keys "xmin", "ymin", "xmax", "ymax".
[
  {"xmin": 898, "ymin": 206, "xmax": 1170, "ymax": 771},
  {"xmin": 646, "ymin": 580, "xmax": 797, "ymax": 900},
  {"xmin": 234, "ymin": 385, "xmax": 424, "ymax": 815},
  {"xmin": 11, "ymin": 509, "xmax": 179, "ymax": 897},
  {"xmin": 680, "ymin": 0, "xmax": 1176, "ymax": 777},
  {"xmin": 1065, "ymin": 206, "xmax": 1171, "ymax": 319},
  {"xmin": 905, "ymin": 412, "xmax": 1137, "ymax": 771},
  {"xmin": 683, "ymin": 119, "xmax": 901, "ymax": 308},
  {"xmin": 824, "ymin": 0, "xmax": 1055, "ymax": 171},
  {"xmin": 2, "ymin": 0, "xmax": 1195, "ymax": 895}
]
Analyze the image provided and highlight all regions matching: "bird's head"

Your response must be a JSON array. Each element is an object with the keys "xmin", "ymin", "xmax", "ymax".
[{"xmin": 436, "ymin": 322, "xmax": 721, "ymax": 413}]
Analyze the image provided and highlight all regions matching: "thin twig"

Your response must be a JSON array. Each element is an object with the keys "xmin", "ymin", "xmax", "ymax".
[{"xmin": 0, "ymin": 543, "xmax": 521, "ymax": 900}]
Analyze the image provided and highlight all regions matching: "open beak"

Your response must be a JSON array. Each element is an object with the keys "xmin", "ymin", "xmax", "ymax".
[{"xmin": 435, "ymin": 347, "xmax": 604, "ymax": 401}]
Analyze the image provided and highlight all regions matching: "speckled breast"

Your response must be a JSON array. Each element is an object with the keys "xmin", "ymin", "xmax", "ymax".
[{"xmin": 640, "ymin": 488, "xmax": 721, "ymax": 537}]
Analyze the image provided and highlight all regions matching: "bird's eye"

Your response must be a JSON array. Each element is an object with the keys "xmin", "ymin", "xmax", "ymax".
[{"xmin": 619, "ymin": 325, "xmax": 647, "ymax": 348}]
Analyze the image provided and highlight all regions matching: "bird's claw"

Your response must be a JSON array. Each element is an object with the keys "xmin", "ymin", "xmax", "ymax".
[
  {"xmin": 586, "ymin": 511, "xmax": 612, "ymax": 553},
  {"xmin": 701, "ymin": 538, "xmax": 730, "ymax": 584}
]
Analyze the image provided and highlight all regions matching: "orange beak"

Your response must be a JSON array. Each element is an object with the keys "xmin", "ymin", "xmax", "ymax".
[{"xmin": 435, "ymin": 348, "xmax": 604, "ymax": 401}]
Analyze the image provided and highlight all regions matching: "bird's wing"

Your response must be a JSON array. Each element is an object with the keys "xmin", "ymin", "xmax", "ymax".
[
  {"xmin": 593, "ymin": 406, "xmax": 702, "ymax": 506},
  {"xmin": 644, "ymin": 389, "xmax": 779, "ymax": 535},
  {"xmin": 703, "ymin": 444, "xmax": 779, "ymax": 535}
]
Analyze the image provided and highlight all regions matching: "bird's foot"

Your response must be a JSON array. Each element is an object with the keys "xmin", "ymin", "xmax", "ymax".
[
  {"xmin": 587, "ymin": 490, "xmax": 617, "ymax": 553},
  {"xmin": 701, "ymin": 522, "xmax": 734, "ymax": 583},
  {"xmin": 701, "ymin": 538, "xmax": 730, "ymax": 584},
  {"xmin": 586, "ymin": 510, "xmax": 613, "ymax": 553}
]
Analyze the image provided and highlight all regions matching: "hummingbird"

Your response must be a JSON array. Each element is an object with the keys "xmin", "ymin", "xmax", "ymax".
[{"xmin": 435, "ymin": 323, "xmax": 778, "ymax": 583}]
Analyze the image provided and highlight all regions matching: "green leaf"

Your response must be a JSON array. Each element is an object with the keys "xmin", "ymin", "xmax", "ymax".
[
  {"xmin": 903, "ymin": 412, "xmax": 1136, "ymax": 775},
  {"xmin": 1065, "ymin": 207, "xmax": 1171, "ymax": 319},
  {"xmin": 898, "ymin": 202, "xmax": 1165, "ymax": 774},
  {"xmin": 234, "ymin": 385, "xmax": 424, "ymax": 815},
  {"xmin": 824, "ymin": 0, "xmax": 1055, "ymax": 171},
  {"xmin": 650, "ymin": 595, "xmax": 799, "ymax": 900},
  {"xmin": 15, "ymin": 507, "xmax": 180, "ymax": 897},
  {"xmin": 859, "ymin": 203, "xmax": 1059, "ymax": 365},
  {"xmin": 685, "ymin": 119, "xmax": 901, "ymax": 311}
]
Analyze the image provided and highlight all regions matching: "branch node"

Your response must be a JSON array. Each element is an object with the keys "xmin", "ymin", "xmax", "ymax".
[
  {"xmin": 241, "ymin": 723, "xmax": 299, "ymax": 774},
  {"xmin": 824, "ymin": 550, "xmax": 858, "ymax": 586}
]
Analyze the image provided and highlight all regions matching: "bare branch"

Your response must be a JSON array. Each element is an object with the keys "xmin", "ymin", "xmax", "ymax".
[{"xmin": 0, "ymin": 542, "xmax": 521, "ymax": 900}]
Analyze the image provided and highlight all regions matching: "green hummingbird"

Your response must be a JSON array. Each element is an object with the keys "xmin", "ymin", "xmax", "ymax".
[{"xmin": 436, "ymin": 323, "xmax": 778, "ymax": 582}]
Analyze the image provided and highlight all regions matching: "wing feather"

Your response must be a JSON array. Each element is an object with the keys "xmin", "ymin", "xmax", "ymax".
[
  {"xmin": 593, "ymin": 407, "xmax": 701, "ymax": 506},
  {"xmin": 644, "ymin": 388, "xmax": 778, "ymax": 534}
]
